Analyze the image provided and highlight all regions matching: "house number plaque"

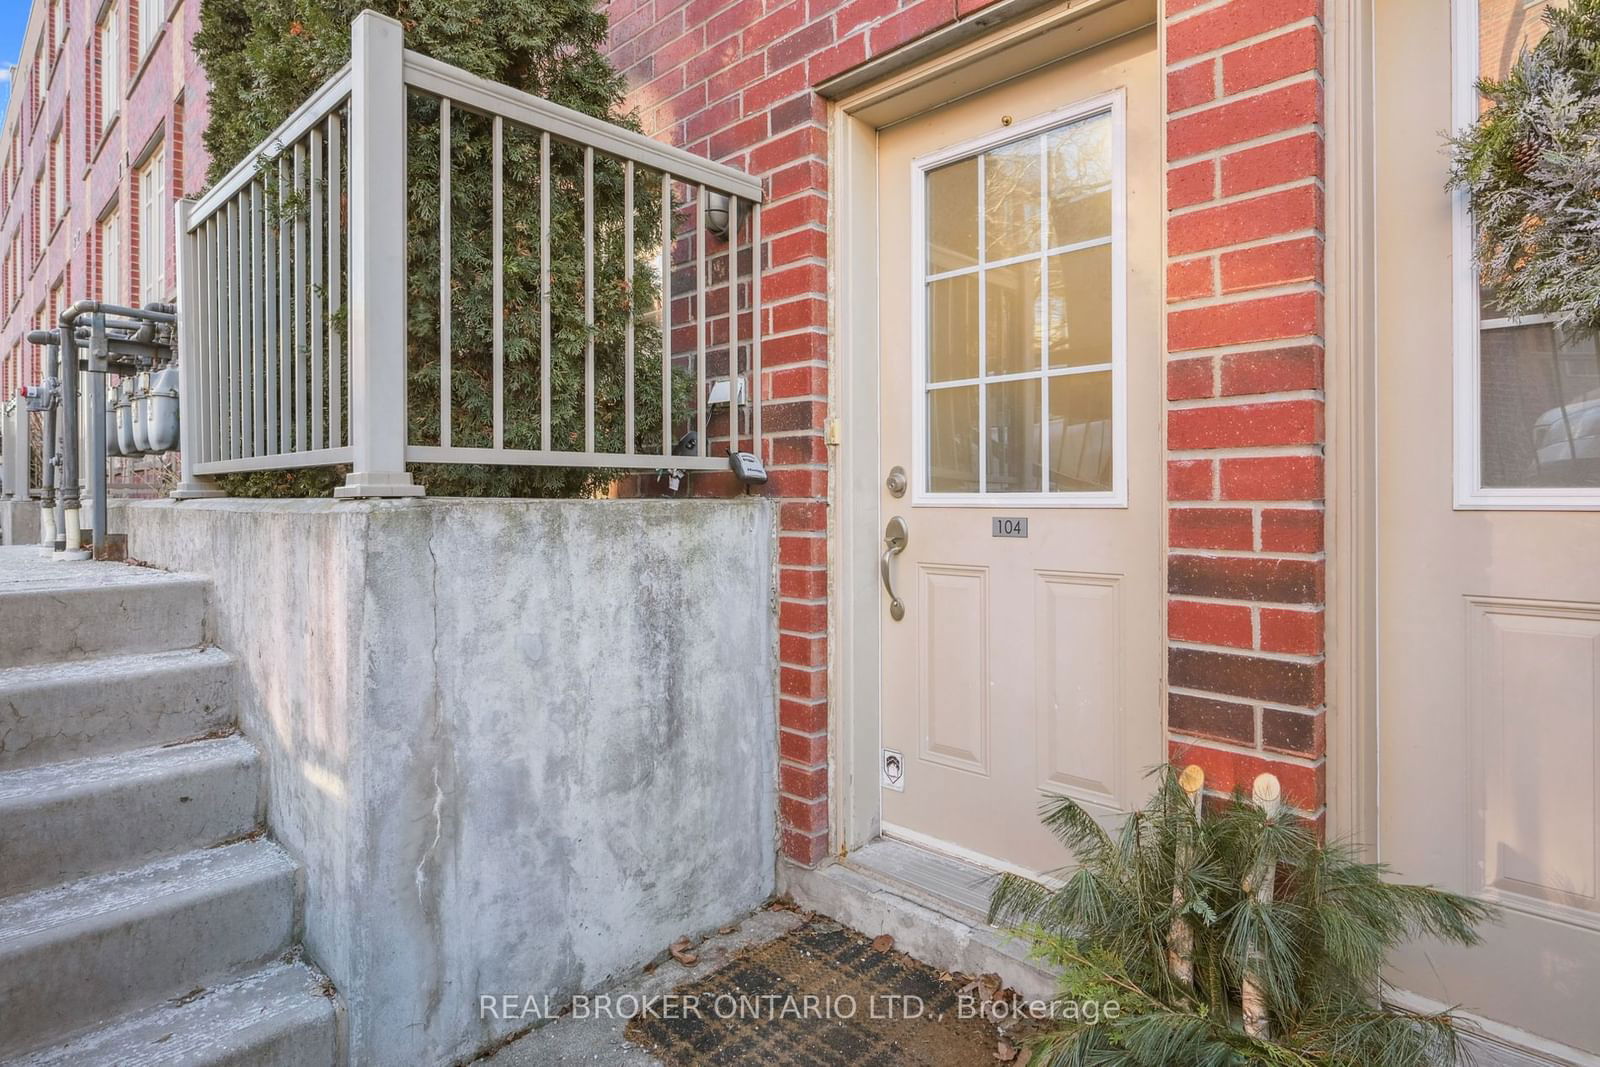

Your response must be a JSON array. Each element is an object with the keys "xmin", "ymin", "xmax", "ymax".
[{"xmin": 992, "ymin": 517, "xmax": 1029, "ymax": 538}]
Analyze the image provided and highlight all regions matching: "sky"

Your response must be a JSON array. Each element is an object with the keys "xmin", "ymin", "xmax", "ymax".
[{"xmin": 0, "ymin": 0, "xmax": 28, "ymax": 120}]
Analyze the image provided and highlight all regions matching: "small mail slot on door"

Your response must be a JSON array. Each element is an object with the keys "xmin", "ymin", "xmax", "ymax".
[{"xmin": 992, "ymin": 517, "xmax": 1029, "ymax": 538}]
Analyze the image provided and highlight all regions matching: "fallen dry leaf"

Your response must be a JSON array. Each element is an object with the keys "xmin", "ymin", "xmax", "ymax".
[
  {"xmin": 669, "ymin": 937, "xmax": 699, "ymax": 966},
  {"xmin": 871, "ymin": 934, "xmax": 895, "ymax": 952},
  {"xmin": 994, "ymin": 1038, "xmax": 1019, "ymax": 1062},
  {"xmin": 978, "ymin": 973, "xmax": 1003, "ymax": 1001},
  {"xmin": 718, "ymin": 924, "xmax": 737, "ymax": 935}
]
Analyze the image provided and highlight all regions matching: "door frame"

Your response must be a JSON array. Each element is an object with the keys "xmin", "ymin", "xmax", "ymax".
[
  {"xmin": 1322, "ymin": 0, "xmax": 1379, "ymax": 856},
  {"xmin": 822, "ymin": 0, "xmax": 1161, "ymax": 856}
]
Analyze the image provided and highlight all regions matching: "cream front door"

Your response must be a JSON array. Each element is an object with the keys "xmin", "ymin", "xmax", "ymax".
[
  {"xmin": 1376, "ymin": 0, "xmax": 1600, "ymax": 1056},
  {"xmin": 875, "ymin": 29, "xmax": 1161, "ymax": 875}
]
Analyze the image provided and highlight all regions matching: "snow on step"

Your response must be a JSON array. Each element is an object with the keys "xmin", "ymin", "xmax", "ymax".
[
  {"xmin": 0, "ymin": 647, "xmax": 236, "ymax": 771},
  {"xmin": 0, "ymin": 840, "xmax": 298, "ymax": 1058},
  {"xmin": 0, "ymin": 736, "xmax": 262, "ymax": 895},
  {"xmin": 9, "ymin": 960, "xmax": 338, "ymax": 1067}
]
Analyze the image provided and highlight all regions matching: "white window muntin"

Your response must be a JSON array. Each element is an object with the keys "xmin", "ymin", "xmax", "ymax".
[
  {"xmin": 1452, "ymin": 0, "xmax": 1600, "ymax": 509},
  {"xmin": 909, "ymin": 90, "xmax": 1127, "ymax": 508}
]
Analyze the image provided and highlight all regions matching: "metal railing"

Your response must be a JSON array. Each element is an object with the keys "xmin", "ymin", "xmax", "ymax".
[{"xmin": 177, "ymin": 11, "xmax": 765, "ymax": 498}]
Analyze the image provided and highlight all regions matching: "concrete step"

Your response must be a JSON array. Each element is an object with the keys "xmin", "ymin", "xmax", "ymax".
[
  {"xmin": 9, "ymin": 960, "xmax": 338, "ymax": 1067},
  {"xmin": 0, "ymin": 840, "xmax": 299, "ymax": 1058},
  {"xmin": 0, "ymin": 736, "xmax": 263, "ymax": 896},
  {"xmin": 0, "ymin": 561, "xmax": 208, "ymax": 668},
  {"xmin": 0, "ymin": 647, "xmax": 235, "ymax": 771}
]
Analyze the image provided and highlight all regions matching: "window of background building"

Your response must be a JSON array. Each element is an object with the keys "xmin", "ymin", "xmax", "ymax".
[
  {"xmin": 51, "ymin": 126, "xmax": 67, "ymax": 228},
  {"xmin": 100, "ymin": 209, "xmax": 120, "ymax": 305},
  {"xmin": 100, "ymin": 10, "xmax": 120, "ymax": 131},
  {"xmin": 138, "ymin": 147, "xmax": 165, "ymax": 302},
  {"xmin": 139, "ymin": 0, "xmax": 161, "ymax": 60}
]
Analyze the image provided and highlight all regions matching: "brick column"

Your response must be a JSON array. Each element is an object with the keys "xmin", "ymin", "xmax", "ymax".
[{"xmin": 1162, "ymin": 0, "xmax": 1326, "ymax": 822}]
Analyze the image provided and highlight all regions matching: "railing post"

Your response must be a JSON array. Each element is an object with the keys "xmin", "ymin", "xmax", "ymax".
[
  {"xmin": 171, "ymin": 199, "xmax": 226, "ymax": 500},
  {"xmin": 3, "ymin": 400, "xmax": 28, "ymax": 501},
  {"xmin": 335, "ymin": 10, "xmax": 423, "ymax": 498}
]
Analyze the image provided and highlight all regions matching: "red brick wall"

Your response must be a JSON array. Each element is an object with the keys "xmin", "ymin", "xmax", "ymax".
[
  {"xmin": 1161, "ymin": 0, "xmax": 1326, "ymax": 822},
  {"xmin": 0, "ymin": 0, "xmax": 208, "ymax": 381},
  {"xmin": 604, "ymin": 0, "xmax": 1330, "ymax": 863}
]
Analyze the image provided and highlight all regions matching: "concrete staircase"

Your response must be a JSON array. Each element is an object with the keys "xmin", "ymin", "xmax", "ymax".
[{"xmin": 0, "ymin": 548, "xmax": 338, "ymax": 1065}]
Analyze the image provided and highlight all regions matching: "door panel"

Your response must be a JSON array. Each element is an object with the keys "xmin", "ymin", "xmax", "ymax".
[
  {"xmin": 1376, "ymin": 0, "xmax": 1600, "ymax": 1052},
  {"xmin": 876, "ymin": 29, "xmax": 1160, "ymax": 875}
]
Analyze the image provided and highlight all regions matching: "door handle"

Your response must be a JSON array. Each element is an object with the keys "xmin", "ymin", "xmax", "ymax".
[{"xmin": 881, "ymin": 516, "xmax": 909, "ymax": 622}]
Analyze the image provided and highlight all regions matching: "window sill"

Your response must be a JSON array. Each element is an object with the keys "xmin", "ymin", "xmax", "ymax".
[{"xmin": 1454, "ymin": 492, "xmax": 1600, "ymax": 512}]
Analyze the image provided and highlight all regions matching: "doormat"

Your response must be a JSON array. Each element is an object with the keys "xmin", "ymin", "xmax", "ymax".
[{"xmin": 625, "ymin": 916, "xmax": 1036, "ymax": 1066}]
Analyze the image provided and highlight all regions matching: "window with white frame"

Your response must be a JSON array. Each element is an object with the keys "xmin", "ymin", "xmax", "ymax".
[
  {"xmin": 138, "ymin": 147, "xmax": 165, "ymax": 302},
  {"xmin": 100, "ymin": 209, "xmax": 120, "ymax": 305},
  {"xmin": 914, "ymin": 98, "xmax": 1123, "ymax": 504},
  {"xmin": 139, "ymin": 0, "xmax": 162, "ymax": 59},
  {"xmin": 100, "ymin": 11, "xmax": 120, "ymax": 130},
  {"xmin": 1456, "ymin": 0, "xmax": 1600, "ymax": 505},
  {"xmin": 52, "ymin": 0, "xmax": 66, "ymax": 50}
]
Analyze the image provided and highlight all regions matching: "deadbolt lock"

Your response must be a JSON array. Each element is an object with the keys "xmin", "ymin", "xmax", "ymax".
[{"xmin": 886, "ymin": 466, "xmax": 907, "ymax": 498}]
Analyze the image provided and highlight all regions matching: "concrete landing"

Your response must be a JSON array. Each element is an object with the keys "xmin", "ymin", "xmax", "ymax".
[{"xmin": 485, "ymin": 909, "xmax": 804, "ymax": 1066}]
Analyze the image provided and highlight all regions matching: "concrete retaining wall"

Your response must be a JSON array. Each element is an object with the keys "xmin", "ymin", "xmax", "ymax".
[{"xmin": 121, "ymin": 497, "xmax": 779, "ymax": 1066}]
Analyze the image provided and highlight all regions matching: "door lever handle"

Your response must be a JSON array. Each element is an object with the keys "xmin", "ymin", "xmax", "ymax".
[{"xmin": 881, "ymin": 516, "xmax": 909, "ymax": 621}]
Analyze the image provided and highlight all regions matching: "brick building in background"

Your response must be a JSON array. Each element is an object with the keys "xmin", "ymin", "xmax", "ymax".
[{"xmin": 0, "ymin": 0, "xmax": 208, "ymax": 399}]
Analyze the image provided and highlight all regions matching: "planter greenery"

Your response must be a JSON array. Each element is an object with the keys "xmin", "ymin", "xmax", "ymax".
[
  {"xmin": 1449, "ymin": 0, "xmax": 1600, "ymax": 332},
  {"xmin": 196, "ymin": 0, "xmax": 689, "ymax": 497},
  {"xmin": 989, "ymin": 770, "xmax": 1496, "ymax": 1066}
]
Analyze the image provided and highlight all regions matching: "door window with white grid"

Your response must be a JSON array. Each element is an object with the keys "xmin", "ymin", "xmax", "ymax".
[{"xmin": 916, "ymin": 103, "xmax": 1122, "ymax": 504}]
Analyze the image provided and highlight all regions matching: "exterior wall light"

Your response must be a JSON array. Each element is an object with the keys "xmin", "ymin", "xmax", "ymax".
[{"xmin": 704, "ymin": 191, "xmax": 730, "ymax": 239}]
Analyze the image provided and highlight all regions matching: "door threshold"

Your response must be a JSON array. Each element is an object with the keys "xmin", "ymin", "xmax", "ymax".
[{"xmin": 778, "ymin": 835, "xmax": 1059, "ymax": 1002}]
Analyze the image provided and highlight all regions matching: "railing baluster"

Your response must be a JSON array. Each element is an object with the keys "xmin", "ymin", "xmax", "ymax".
[
  {"xmin": 278, "ymin": 155, "xmax": 291, "ymax": 452},
  {"xmin": 252, "ymin": 180, "xmax": 266, "ymax": 457},
  {"xmin": 225, "ymin": 199, "xmax": 239, "ymax": 460},
  {"xmin": 660, "ymin": 173, "xmax": 671, "ymax": 456},
  {"xmin": 539, "ymin": 130, "xmax": 551, "ymax": 453},
  {"xmin": 311, "ymin": 123, "xmax": 326, "ymax": 452},
  {"xmin": 728, "ymin": 195, "xmax": 739, "ymax": 456},
  {"xmin": 294, "ymin": 141, "xmax": 308, "ymax": 451},
  {"xmin": 239, "ymin": 188, "xmax": 254, "ymax": 458},
  {"xmin": 491, "ymin": 115, "xmax": 503, "ymax": 450},
  {"xmin": 623, "ymin": 160, "xmax": 634, "ymax": 453},
  {"xmin": 205, "ymin": 217, "xmax": 220, "ymax": 463},
  {"xmin": 438, "ymin": 98, "xmax": 451, "ymax": 449},
  {"xmin": 751, "ymin": 198, "xmax": 762, "ymax": 448},
  {"xmin": 328, "ymin": 110, "xmax": 343, "ymax": 450},
  {"xmin": 583, "ymin": 145, "xmax": 594, "ymax": 454},
  {"xmin": 265, "ymin": 173, "xmax": 278, "ymax": 456},
  {"xmin": 696, "ymin": 183, "xmax": 706, "ymax": 457}
]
